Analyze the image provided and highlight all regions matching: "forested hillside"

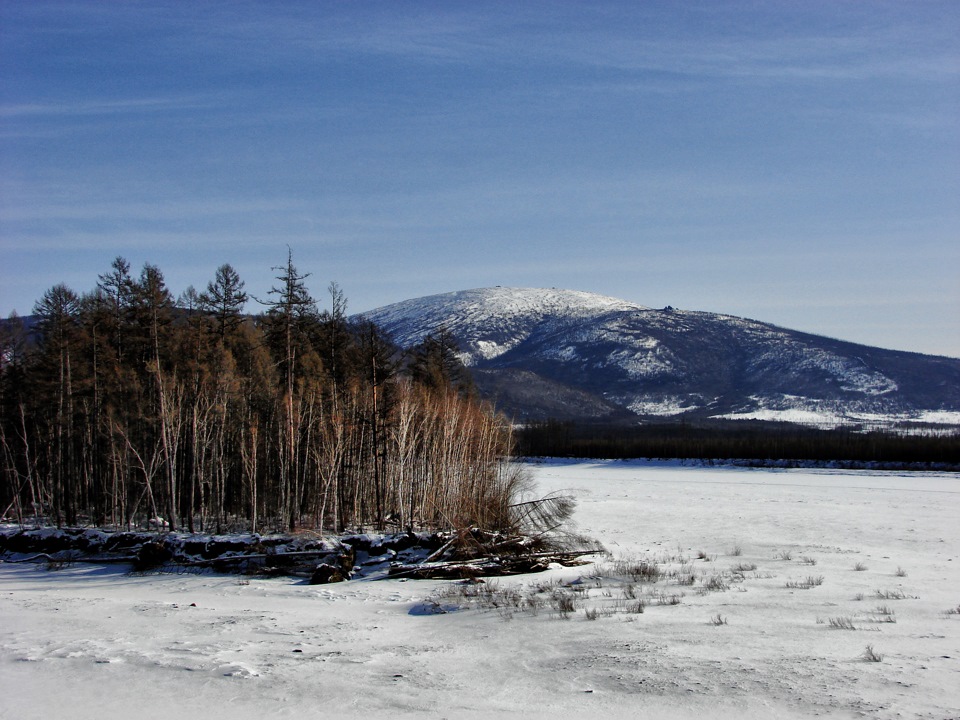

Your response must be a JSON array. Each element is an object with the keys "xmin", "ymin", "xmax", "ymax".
[{"xmin": 0, "ymin": 254, "xmax": 522, "ymax": 533}]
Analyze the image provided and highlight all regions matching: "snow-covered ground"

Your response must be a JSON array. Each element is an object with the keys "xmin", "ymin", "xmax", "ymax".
[{"xmin": 2, "ymin": 460, "xmax": 958, "ymax": 719}]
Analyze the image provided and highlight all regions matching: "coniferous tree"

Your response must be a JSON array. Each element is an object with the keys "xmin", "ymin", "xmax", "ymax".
[
  {"xmin": 409, "ymin": 327, "xmax": 474, "ymax": 397},
  {"xmin": 97, "ymin": 256, "xmax": 134, "ymax": 367},
  {"xmin": 200, "ymin": 263, "xmax": 247, "ymax": 347},
  {"xmin": 32, "ymin": 284, "xmax": 81, "ymax": 525},
  {"xmin": 259, "ymin": 250, "xmax": 317, "ymax": 531}
]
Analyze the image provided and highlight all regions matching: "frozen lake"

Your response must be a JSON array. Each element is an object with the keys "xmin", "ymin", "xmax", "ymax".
[{"xmin": 2, "ymin": 461, "xmax": 958, "ymax": 719}]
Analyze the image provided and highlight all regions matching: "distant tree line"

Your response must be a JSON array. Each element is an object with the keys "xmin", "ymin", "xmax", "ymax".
[
  {"xmin": 517, "ymin": 419, "xmax": 960, "ymax": 468},
  {"xmin": 0, "ymin": 253, "xmax": 524, "ymax": 533}
]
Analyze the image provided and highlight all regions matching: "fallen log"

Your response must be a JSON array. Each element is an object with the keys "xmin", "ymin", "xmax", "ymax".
[{"xmin": 388, "ymin": 548, "xmax": 600, "ymax": 580}]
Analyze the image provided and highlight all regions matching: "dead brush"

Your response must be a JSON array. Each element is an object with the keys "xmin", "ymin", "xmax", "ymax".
[
  {"xmin": 875, "ymin": 588, "xmax": 911, "ymax": 600},
  {"xmin": 610, "ymin": 557, "xmax": 661, "ymax": 583},
  {"xmin": 45, "ymin": 556, "xmax": 72, "ymax": 571},
  {"xmin": 871, "ymin": 606, "xmax": 896, "ymax": 623},
  {"xmin": 655, "ymin": 591, "xmax": 683, "ymax": 606},
  {"xmin": 551, "ymin": 589, "xmax": 578, "ymax": 618},
  {"xmin": 785, "ymin": 575, "xmax": 824, "ymax": 589},
  {"xmin": 701, "ymin": 575, "xmax": 729, "ymax": 593},
  {"xmin": 828, "ymin": 616, "xmax": 857, "ymax": 630}
]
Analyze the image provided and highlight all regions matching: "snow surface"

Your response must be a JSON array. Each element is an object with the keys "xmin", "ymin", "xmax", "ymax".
[{"xmin": 3, "ymin": 461, "xmax": 959, "ymax": 719}]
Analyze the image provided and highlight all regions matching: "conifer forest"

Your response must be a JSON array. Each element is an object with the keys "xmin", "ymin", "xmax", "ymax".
[{"xmin": 0, "ymin": 253, "xmax": 523, "ymax": 534}]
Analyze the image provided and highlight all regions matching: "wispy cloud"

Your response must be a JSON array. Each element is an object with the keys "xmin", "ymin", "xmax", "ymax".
[{"xmin": 0, "ymin": 95, "xmax": 218, "ymax": 119}]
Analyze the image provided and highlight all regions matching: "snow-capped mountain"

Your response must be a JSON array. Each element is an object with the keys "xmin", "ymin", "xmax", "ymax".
[{"xmin": 359, "ymin": 287, "xmax": 960, "ymax": 429}]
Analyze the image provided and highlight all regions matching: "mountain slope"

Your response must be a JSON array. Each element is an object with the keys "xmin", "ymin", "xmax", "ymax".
[{"xmin": 359, "ymin": 287, "xmax": 960, "ymax": 429}]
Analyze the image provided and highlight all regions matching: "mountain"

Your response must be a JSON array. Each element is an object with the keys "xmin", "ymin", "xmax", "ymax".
[{"xmin": 358, "ymin": 287, "xmax": 960, "ymax": 430}]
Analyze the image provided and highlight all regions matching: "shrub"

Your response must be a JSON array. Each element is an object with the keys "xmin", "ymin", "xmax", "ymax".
[{"xmin": 862, "ymin": 645, "xmax": 883, "ymax": 662}]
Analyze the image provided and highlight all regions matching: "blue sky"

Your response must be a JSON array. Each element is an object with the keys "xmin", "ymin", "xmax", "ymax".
[{"xmin": 2, "ymin": 1, "xmax": 958, "ymax": 357}]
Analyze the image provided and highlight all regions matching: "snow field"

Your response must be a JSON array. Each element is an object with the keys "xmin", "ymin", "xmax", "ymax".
[{"xmin": 1, "ymin": 460, "xmax": 958, "ymax": 719}]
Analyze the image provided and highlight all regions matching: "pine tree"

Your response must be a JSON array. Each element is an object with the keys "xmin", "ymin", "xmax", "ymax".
[
  {"xmin": 32, "ymin": 284, "xmax": 81, "ymax": 525},
  {"xmin": 200, "ymin": 263, "xmax": 248, "ymax": 347},
  {"xmin": 409, "ymin": 327, "xmax": 474, "ymax": 396},
  {"xmin": 259, "ymin": 249, "xmax": 317, "ymax": 531},
  {"xmin": 96, "ymin": 256, "xmax": 134, "ymax": 366}
]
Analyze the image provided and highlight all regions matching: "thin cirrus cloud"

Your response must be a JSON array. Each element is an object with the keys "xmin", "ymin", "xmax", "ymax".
[{"xmin": 0, "ymin": 95, "xmax": 217, "ymax": 119}]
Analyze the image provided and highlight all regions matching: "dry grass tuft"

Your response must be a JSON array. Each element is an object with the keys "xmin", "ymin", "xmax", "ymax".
[
  {"xmin": 785, "ymin": 575, "xmax": 824, "ymax": 589},
  {"xmin": 828, "ymin": 616, "xmax": 857, "ymax": 630}
]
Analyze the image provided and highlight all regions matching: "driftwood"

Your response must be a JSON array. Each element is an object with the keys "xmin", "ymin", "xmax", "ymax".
[
  {"xmin": 1, "ymin": 522, "xmax": 603, "ymax": 583},
  {"xmin": 389, "ymin": 549, "xmax": 598, "ymax": 580}
]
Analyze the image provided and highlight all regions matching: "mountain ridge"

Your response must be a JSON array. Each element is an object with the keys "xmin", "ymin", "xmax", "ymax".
[{"xmin": 358, "ymin": 287, "xmax": 960, "ymax": 430}]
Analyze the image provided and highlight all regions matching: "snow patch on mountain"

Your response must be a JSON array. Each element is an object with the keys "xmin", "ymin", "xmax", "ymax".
[
  {"xmin": 712, "ymin": 407, "xmax": 849, "ymax": 428},
  {"xmin": 606, "ymin": 346, "xmax": 679, "ymax": 380},
  {"xmin": 361, "ymin": 287, "xmax": 645, "ymax": 366},
  {"xmin": 918, "ymin": 410, "xmax": 960, "ymax": 425},
  {"xmin": 628, "ymin": 395, "xmax": 702, "ymax": 416},
  {"xmin": 474, "ymin": 339, "xmax": 509, "ymax": 361}
]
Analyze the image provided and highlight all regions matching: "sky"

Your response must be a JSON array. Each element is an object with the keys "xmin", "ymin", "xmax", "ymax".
[{"xmin": 1, "ymin": 1, "xmax": 958, "ymax": 357}]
